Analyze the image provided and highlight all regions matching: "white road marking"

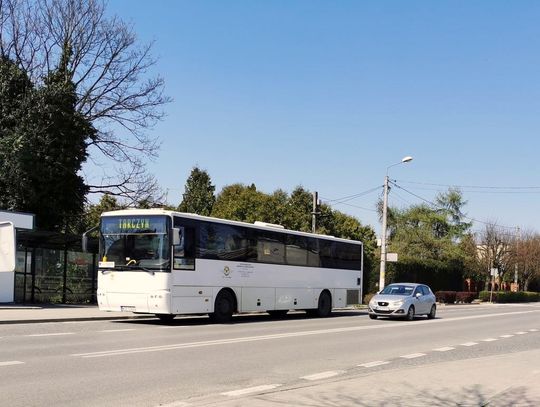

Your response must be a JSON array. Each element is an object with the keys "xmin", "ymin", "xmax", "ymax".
[
  {"xmin": 529, "ymin": 329, "xmax": 538, "ymax": 332},
  {"xmin": 0, "ymin": 361, "xmax": 24, "ymax": 367},
  {"xmin": 500, "ymin": 335, "xmax": 514, "ymax": 338},
  {"xmin": 99, "ymin": 329, "xmax": 136, "ymax": 333},
  {"xmin": 461, "ymin": 342, "xmax": 478, "ymax": 347},
  {"xmin": 433, "ymin": 347, "xmax": 455, "ymax": 352},
  {"xmin": 515, "ymin": 331, "xmax": 528, "ymax": 335},
  {"xmin": 482, "ymin": 338, "xmax": 498, "ymax": 342},
  {"xmin": 358, "ymin": 361, "xmax": 389, "ymax": 368},
  {"xmin": 400, "ymin": 353, "xmax": 426, "ymax": 359},
  {"xmin": 160, "ymin": 326, "xmax": 188, "ymax": 329},
  {"xmin": 222, "ymin": 384, "xmax": 282, "ymax": 397},
  {"xmin": 71, "ymin": 309, "xmax": 540, "ymax": 359},
  {"xmin": 28, "ymin": 332, "xmax": 75, "ymax": 337},
  {"xmin": 301, "ymin": 370, "xmax": 344, "ymax": 381},
  {"xmin": 155, "ymin": 401, "xmax": 190, "ymax": 407}
]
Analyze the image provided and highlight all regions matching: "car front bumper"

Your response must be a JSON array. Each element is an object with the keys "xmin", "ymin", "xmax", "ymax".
[{"xmin": 368, "ymin": 305, "xmax": 407, "ymax": 317}]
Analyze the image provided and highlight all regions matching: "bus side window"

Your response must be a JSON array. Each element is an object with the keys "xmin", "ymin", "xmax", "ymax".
[{"xmin": 174, "ymin": 227, "xmax": 195, "ymax": 270}]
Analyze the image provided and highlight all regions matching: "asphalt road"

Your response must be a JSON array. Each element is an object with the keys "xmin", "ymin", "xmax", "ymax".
[{"xmin": 1, "ymin": 303, "xmax": 539, "ymax": 407}]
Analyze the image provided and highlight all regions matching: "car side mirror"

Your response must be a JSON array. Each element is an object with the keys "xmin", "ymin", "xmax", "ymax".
[{"xmin": 415, "ymin": 292, "xmax": 422, "ymax": 298}]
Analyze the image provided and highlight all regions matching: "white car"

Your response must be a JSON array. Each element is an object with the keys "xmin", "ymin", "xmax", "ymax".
[{"xmin": 368, "ymin": 283, "xmax": 437, "ymax": 320}]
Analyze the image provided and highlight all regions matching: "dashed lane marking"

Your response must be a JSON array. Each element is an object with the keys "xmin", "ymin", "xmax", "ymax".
[
  {"xmin": 0, "ymin": 361, "xmax": 24, "ymax": 367},
  {"xmin": 301, "ymin": 370, "xmax": 344, "ymax": 381},
  {"xmin": 72, "ymin": 309, "xmax": 540, "ymax": 359},
  {"xmin": 529, "ymin": 329, "xmax": 538, "ymax": 332},
  {"xmin": 461, "ymin": 342, "xmax": 478, "ymax": 347},
  {"xmin": 500, "ymin": 335, "xmax": 514, "ymax": 338},
  {"xmin": 99, "ymin": 329, "xmax": 136, "ymax": 333},
  {"xmin": 515, "ymin": 331, "xmax": 528, "ymax": 335},
  {"xmin": 400, "ymin": 353, "xmax": 426, "ymax": 359},
  {"xmin": 358, "ymin": 361, "xmax": 390, "ymax": 368},
  {"xmin": 433, "ymin": 347, "xmax": 455, "ymax": 352},
  {"xmin": 155, "ymin": 401, "xmax": 191, "ymax": 407},
  {"xmin": 222, "ymin": 384, "xmax": 282, "ymax": 397},
  {"xmin": 482, "ymin": 338, "xmax": 498, "ymax": 342},
  {"xmin": 27, "ymin": 332, "xmax": 75, "ymax": 337}
]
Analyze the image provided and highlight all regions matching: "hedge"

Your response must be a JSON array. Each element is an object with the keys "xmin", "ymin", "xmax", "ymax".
[
  {"xmin": 455, "ymin": 292, "xmax": 477, "ymax": 303},
  {"xmin": 478, "ymin": 291, "xmax": 540, "ymax": 303},
  {"xmin": 435, "ymin": 291, "xmax": 477, "ymax": 304},
  {"xmin": 435, "ymin": 291, "xmax": 457, "ymax": 304}
]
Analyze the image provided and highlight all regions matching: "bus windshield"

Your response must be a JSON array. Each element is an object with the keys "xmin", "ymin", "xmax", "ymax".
[{"xmin": 100, "ymin": 216, "xmax": 170, "ymax": 270}]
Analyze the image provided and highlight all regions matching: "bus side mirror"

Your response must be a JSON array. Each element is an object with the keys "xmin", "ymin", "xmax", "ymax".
[
  {"xmin": 172, "ymin": 228, "xmax": 182, "ymax": 246},
  {"xmin": 82, "ymin": 225, "xmax": 98, "ymax": 253}
]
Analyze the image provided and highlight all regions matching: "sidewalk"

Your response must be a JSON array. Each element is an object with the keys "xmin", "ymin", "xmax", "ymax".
[{"xmin": 0, "ymin": 304, "xmax": 151, "ymax": 324}]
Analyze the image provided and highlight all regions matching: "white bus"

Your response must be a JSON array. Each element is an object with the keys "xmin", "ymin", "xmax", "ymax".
[{"xmin": 93, "ymin": 209, "xmax": 363, "ymax": 323}]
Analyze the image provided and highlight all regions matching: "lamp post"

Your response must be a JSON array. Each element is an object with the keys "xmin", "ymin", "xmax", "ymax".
[{"xmin": 379, "ymin": 156, "xmax": 413, "ymax": 290}]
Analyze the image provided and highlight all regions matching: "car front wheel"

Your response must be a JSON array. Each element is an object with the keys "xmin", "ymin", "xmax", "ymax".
[
  {"xmin": 428, "ymin": 304, "xmax": 436, "ymax": 319},
  {"xmin": 406, "ymin": 306, "xmax": 415, "ymax": 321}
]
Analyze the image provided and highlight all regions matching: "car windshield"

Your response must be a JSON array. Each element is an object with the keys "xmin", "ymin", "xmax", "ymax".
[
  {"xmin": 100, "ymin": 215, "xmax": 170, "ymax": 270},
  {"xmin": 380, "ymin": 285, "xmax": 414, "ymax": 296}
]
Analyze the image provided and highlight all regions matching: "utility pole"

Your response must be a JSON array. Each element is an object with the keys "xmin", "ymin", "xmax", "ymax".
[
  {"xmin": 312, "ymin": 191, "xmax": 319, "ymax": 234},
  {"xmin": 514, "ymin": 226, "xmax": 521, "ymax": 289},
  {"xmin": 379, "ymin": 175, "xmax": 389, "ymax": 290},
  {"xmin": 378, "ymin": 156, "xmax": 413, "ymax": 290}
]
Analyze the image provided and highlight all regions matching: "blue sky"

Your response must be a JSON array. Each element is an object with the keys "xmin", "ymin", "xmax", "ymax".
[{"xmin": 102, "ymin": 1, "xmax": 540, "ymax": 235}]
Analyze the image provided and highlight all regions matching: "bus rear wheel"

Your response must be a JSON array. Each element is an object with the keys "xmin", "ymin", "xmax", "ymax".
[
  {"xmin": 306, "ymin": 290, "xmax": 332, "ymax": 318},
  {"xmin": 209, "ymin": 290, "xmax": 235, "ymax": 323}
]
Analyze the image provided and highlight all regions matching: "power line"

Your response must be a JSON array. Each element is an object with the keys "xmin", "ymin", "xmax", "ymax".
[
  {"xmin": 322, "ymin": 185, "xmax": 382, "ymax": 204},
  {"xmin": 390, "ymin": 180, "xmax": 517, "ymax": 230},
  {"xmin": 395, "ymin": 179, "xmax": 540, "ymax": 190},
  {"xmin": 321, "ymin": 198, "xmax": 379, "ymax": 213}
]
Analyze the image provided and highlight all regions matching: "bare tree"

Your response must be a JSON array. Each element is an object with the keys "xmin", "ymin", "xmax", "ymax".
[
  {"xmin": 476, "ymin": 222, "xmax": 514, "ymax": 290},
  {"xmin": 511, "ymin": 231, "xmax": 540, "ymax": 291},
  {"xmin": 0, "ymin": 0, "xmax": 170, "ymax": 201}
]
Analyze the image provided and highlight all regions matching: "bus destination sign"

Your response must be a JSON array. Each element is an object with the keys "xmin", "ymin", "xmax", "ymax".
[
  {"xmin": 102, "ymin": 216, "xmax": 167, "ymax": 234},
  {"xmin": 118, "ymin": 218, "xmax": 151, "ymax": 231}
]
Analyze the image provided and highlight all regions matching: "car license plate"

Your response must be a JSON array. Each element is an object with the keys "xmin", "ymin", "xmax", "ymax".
[{"xmin": 121, "ymin": 306, "xmax": 136, "ymax": 312}]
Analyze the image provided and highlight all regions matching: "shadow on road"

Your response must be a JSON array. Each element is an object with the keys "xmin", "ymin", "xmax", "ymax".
[
  {"xmin": 113, "ymin": 310, "xmax": 369, "ymax": 327},
  {"xmin": 254, "ymin": 384, "xmax": 538, "ymax": 407}
]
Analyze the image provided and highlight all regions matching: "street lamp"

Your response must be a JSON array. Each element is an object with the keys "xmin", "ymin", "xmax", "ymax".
[{"xmin": 379, "ymin": 156, "xmax": 413, "ymax": 290}]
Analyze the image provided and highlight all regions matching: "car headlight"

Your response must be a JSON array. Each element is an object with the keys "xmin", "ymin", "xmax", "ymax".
[{"xmin": 391, "ymin": 300, "xmax": 404, "ymax": 307}]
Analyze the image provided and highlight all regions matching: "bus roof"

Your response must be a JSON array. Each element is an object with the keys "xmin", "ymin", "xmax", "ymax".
[{"xmin": 101, "ymin": 208, "xmax": 363, "ymax": 246}]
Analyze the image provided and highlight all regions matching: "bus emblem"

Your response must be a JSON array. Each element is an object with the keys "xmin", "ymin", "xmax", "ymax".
[{"xmin": 223, "ymin": 266, "xmax": 231, "ymax": 276}]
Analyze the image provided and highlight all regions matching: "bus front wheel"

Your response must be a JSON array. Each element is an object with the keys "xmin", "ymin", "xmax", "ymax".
[{"xmin": 209, "ymin": 290, "xmax": 235, "ymax": 323}]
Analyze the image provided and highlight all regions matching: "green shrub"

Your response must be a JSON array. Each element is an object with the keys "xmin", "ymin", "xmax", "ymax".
[
  {"xmin": 363, "ymin": 292, "xmax": 376, "ymax": 305},
  {"xmin": 479, "ymin": 291, "xmax": 540, "ymax": 303},
  {"xmin": 435, "ymin": 291, "xmax": 457, "ymax": 304}
]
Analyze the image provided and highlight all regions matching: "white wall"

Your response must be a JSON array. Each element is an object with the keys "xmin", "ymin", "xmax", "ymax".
[{"xmin": 0, "ymin": 272, "xmax": 14, "ymax": 302}]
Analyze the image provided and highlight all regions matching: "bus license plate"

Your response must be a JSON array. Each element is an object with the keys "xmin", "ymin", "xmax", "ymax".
[{"xmin": 121, "ymin": 306, "xmax": 136, "ymax": 312}]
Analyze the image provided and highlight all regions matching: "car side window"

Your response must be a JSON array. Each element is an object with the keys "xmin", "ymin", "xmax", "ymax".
[
  {"xmin": 421, "ymin": 286, "xmax": 430, "ymax": 295},
  {"xmin": 413, "ymin": 287, "xmax": 422, "ymax": 296}
]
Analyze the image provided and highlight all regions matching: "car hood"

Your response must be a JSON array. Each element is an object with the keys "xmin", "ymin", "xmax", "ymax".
[{"xmin": 372, "ymin": 295, "xmax": 411, "ymax": 302}]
